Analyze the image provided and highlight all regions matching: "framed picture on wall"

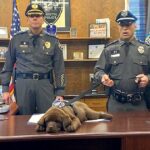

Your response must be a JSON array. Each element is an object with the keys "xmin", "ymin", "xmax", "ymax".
[
  {"xmin": 89, "ymin": 23, "xmax": 107, "ymax": 38},
  {"xmin": 60, "ymin": 44, "xmax": 67, "ymax": 60},
  {"xmin": 0, "ymin": 27, "xmax": 8, "ymax": 39},
  {"xmin": 88, "ymin": 44, "xmax": 105, "ymax": 59},
  {"xmin": 70, "ymin": 27, "xmax": 77, "ymax": 38},
  {"xmin": 30, "ymin": 0, "xmax": 71, "ymax": 32},
  {"xmin": 73, "ymin": 52, "xmax": 84, "ymax": 60}
]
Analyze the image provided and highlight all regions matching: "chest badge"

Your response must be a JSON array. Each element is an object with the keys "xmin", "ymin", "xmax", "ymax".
[
  {"xmin": 44, "ymin": 41, "xmax": 51, "ymax": 49},
  {"xmin": 138, "ymin": 46, "xmax": 144, "ymax": 54}
]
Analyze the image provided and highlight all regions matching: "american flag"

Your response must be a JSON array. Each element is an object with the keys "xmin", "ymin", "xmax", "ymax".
[
  {"xmin": 9, "ymin": 0, "xmax": 21, "ymax": 102},
  {"xmin": 10, "ymin": 0, "xmax": 21, "ymax": 38}
]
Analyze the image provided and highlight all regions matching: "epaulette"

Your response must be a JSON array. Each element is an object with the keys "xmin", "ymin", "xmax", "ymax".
[
  {"xmin": 138, "ymin": 39, "xmax": 145, "ymax": 44},
  {"xmin": 138, "ymin": 39, "xmax": 150, "ymax": 46},
  {"xmin": 44, "ymin": 30, "xmax": 58, "ymax": 39},
  {"xmin": 13, "ymin": 30, "xmax": 27, "ymax": 37},
  {"xmin": 104, "ymin": 40, "xmax": 119, "ymax": 48}
]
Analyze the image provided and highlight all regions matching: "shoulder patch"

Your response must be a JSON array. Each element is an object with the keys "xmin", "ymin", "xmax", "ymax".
[
  {"xmin": 105, "ymin": 40, "xmax": 119, "ymax": 48},
  {"xmin": 138, "ymin": 39, "xmax": 145, "ymax": 44}
]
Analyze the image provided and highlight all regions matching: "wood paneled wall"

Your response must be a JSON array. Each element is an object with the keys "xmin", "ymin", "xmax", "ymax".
[
  {"xmin": 0, "ymin": 0, "xmax": 124, "ymax": 40},
  {"xmin": 0, "ymin": 0, "xmax": 124, "ymax": 95}
]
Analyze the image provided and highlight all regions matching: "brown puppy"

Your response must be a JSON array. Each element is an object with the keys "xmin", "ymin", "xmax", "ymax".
[{"xmin": 36, "ymin": 101, "xmax": 112, "ymax": 133}]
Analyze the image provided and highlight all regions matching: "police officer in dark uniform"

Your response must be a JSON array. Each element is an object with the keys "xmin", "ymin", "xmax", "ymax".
[
  {"xmin": 0, "ymin": 4, "xmax": 65, "ymax": 115},
  {"xmin": 94, "ymin": 10, "xmax": 150, "ymax": 112}
]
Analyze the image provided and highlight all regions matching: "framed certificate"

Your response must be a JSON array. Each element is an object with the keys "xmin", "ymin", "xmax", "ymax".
[
  {"xmin": 70, "ymin": 27, "xmax": 77, "ymax": 38},
  {"xmin": 89, "ymin": 23, "xmax": 107, "ymax": 38},
  {"xmin": 73, "ymin": 52, "xmax": 83, "ymax": 60},
  {"xmin": 0, "ymin": 27, "xmax": 8, "ymax": 39},
  {"xmin": 88, "ymin": 44, "xmax": 105, "ymax": 59},
  {"xmin": 0, "ymin": 46, "xmax": 7, "ymax": 59},
  {"xmin": 60, "ymin": 44, "xmax": 67, "ymax": 60}
]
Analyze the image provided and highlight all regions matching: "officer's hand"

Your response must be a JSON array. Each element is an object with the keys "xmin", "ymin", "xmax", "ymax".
[
  {"xmin": 101, "ymin": 74, "xmax": 114, "ymax": 87},
  {"xmin": 135, "ymin": 74, "xmax": 149, "ymax": 87},
  {"xmin": 55, "ymin": 96, "xmax": 64, "ymax": 101},
  {"xmin": 2, "ymin": 92, "xmax": 11, "ymax": 104}
]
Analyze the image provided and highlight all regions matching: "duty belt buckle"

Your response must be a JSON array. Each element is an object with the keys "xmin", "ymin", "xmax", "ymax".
[{"xmin": 33, "ymin": 73, "xmax": 40, "ymax": 80}]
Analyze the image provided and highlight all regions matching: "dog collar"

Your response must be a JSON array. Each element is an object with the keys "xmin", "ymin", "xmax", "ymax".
[{"xmin": 52, "ymin": 99, "xmax": 69, "ymax": 108}]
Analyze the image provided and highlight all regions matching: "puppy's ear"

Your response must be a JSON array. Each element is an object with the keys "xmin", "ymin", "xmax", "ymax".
[
  {"xmin": 36, "ymin": 123, "xmax": 46, "ymax": 132},
  {"xmin": 36, "ymin": 116, "xmax": 46, "ymax": 132}
]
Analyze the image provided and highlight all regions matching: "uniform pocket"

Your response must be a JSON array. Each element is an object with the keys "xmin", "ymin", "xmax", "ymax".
[
  {"xmin": 18, "ymin": 47, "xmax": 31, "ymax": 54},
  {"xmin": 42, "ymin": 43, "xmax": 54, "ymax": 55},
  {"xmin": 43, "ymin": 49, "xmax": 54, "ymax": 55},
  {"xmin": 39, "ymin": 48, "xmax": 54, "ymax": 64},
  {"xmin": 110, "ymin": 57, "xmax": 123, "ymax": 65},
  {"xmin": 133, "ymin": 57, "xmax": 148, "ymax": 66},
  {"xmin": 132, "ymin": 56, "xmax": 148, "ymax": 74}
]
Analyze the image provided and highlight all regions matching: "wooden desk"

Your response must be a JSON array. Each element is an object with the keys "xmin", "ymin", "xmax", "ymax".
[{"xmin": 0, "ymin": 112, "xmax": 150, "ymax": 150}]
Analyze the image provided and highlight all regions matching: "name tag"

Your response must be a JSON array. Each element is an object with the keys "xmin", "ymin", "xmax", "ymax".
[
  {"xmin": 111, "ymin": 54, "xmax": 120, "ymax": 57},
  {"xmin": 20, "ymin": 41, "xmax": 29, "ymax": 48}
]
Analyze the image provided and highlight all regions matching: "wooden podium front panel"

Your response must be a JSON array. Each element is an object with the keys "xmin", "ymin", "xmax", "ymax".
[
  {"xmin": 122, "ymin": 135, "xmax": 150, "ymax": 150},
  {"xmin": 84, "ymin": 98, "xmax": 107, "ymax": 112},
  {"xmin": 0, "ymin": 138, "xmax": 121, "ymax": 150}
]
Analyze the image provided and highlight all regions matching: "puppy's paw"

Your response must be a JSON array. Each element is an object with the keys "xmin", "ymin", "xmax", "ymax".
[
  {"xmin": 65, "ymin": 121, "xmax": 81, "ymax": 132},
  {"xmin": 36, "ymin": 124, "xmax": 46, "ymax": 132},
  {"xmin": 64, "ymin": 124, "xmax": 76, "ymax": 132},
  {"xmin": 63, "ymin": 116, "xmax": 72, "ymax": 128}
]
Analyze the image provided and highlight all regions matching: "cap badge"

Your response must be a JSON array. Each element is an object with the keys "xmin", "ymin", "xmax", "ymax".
[
  {"xmin": 45, "ymin": 41, "xmax": 51, "ymax": 49},
  {"xmin": 138, "ymin": 46, "xmax": 144, "ymax": 54},
  {"xmin": 121, "ymin": 11, "xmax": 128, "ymax": 17},
  {"xmin": 32, "ymin": 4, "xmax": 38, "ymax": 9}
]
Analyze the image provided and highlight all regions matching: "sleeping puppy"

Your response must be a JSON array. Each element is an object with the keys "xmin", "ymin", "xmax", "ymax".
[{"xmin": 36, "ymin": 101, "xmax": 112, "ymax": 133}]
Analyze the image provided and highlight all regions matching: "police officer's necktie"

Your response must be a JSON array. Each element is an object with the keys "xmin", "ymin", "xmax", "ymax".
[
  {"xmin": 32, "ymin": 35, "xmax": 39, "ymax": 47},
  {"xmin": 124, "ymin": 42, "xmax": 130, "ymax": 56}
]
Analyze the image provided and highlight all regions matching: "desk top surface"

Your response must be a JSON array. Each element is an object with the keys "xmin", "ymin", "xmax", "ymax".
[{"xmin": 0, "ymin": 111, "xmax": 150, "ymax": 142}]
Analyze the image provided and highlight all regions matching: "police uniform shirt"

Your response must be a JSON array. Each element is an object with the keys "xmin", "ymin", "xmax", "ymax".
[
  {"xmin": 1, "ymin": 30, "xmax": 65, "ymax": 95},
  {"xmin": 94, "ymin": 38, "xmax": 150, "ymax": 93}
]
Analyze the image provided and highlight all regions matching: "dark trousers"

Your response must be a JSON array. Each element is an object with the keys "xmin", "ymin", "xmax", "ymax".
[{"xmin": 15, "ymin": 79, "xmax": 55, "ymax": 115}]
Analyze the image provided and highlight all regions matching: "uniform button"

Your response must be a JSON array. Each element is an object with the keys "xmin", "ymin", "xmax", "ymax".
[
  {"xmin": 23, "ymin": 50, "xmax": 25, "ymax": 53},
  {"xmin": 114, "ymin": 61, "xmax": 116, "ymax": 64},
  {"xmin": 140, "ymin": 61, "xmax": 143, "ymax": 64},
  {"xmin": 46, "ymin": 52, "xmax": 49, "ymax": 54}
]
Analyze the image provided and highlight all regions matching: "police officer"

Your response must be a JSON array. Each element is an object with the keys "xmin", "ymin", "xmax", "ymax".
[
  {"xmin": 0, "ymin": 3, "xmax": 65, "ymax": 115},
  {"xmin": 94, "ymin": 10, "xmax": 150, "ymax": 112}
]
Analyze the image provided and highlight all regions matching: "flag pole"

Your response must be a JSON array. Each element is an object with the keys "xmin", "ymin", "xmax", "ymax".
[{"xmin": 9, "ymin": 0, "xmax": 21, "ymax": 102}]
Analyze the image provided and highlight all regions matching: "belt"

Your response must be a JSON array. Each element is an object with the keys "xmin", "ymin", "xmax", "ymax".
[
  {"xmin": 16, "ymin": 72, "xmax": 50, "ymax": 80},
  {"xmin": 112, "ymin": 89, "xmax": 143, "ymax": 105}
]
